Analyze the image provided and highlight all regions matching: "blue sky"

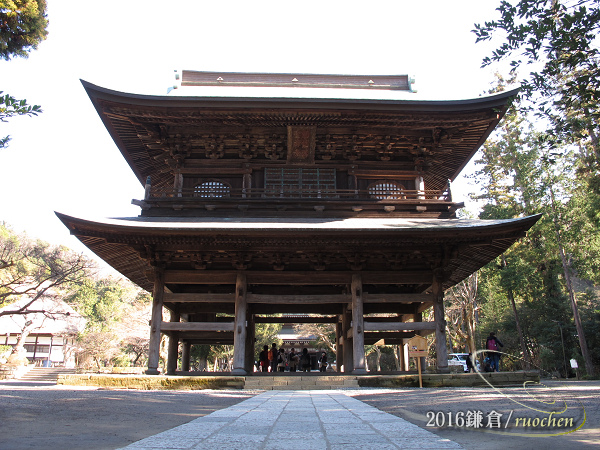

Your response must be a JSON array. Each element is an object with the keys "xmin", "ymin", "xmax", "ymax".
[{"xmin": 1, "ymin": 1, "xmax": 505, "ymax": 260}]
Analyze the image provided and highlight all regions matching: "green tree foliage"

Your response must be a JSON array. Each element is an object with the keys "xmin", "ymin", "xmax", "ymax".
[
  {"xmin": 0, "ymin": 0, "xmax": 47, "ymax": 148},
  {"xmin": 466, "ymin": 93, "xmax": 599, "ymax": 376},
  {"xmin": 0, "ymin": 0, "xmax": 48, "ymax": 60},
  {"xmin": 0, "ymin": 91, "xmax": 42, "ymax": 148},
  {"xmin": 0, "ymin": 222, "xmax": 94, "ymax": 315},
  {"xmin": 66, "ymin": 276, "xmax": 152, "ymax": 368},
  {"xmin": 474, "ymin": 1, "xmax": 600, "ymax": 145},
  {"xmin": 474, "ymin": 0, "xmax": 600, "ymax": 226}
]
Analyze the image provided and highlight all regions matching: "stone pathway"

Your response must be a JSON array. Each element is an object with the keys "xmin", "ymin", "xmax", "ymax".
[{"xmin": 120, "ymin": 390, "xmax": 462, "ymax": 449}]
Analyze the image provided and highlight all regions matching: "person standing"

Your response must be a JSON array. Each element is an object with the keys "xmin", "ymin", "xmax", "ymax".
[
  {"xmin": 259, "ymin": 345, "xmax": 269, "ymax": 372},
  {"xmin": 288, "ymin": 348, "xmax": 298, "ymax": 372},
  {"xmin": 269, "ymin": 343, "xmax": 278, "ymax": 373},
  {"xmin": 466, "ymin": 353, "xmax": 475, "ymax": 373},
  {"xmin": 301, "ymin": 348, "xmax": 311, "ymax": 372},
  {"xmin": 277, "ymin": 348, "xmax": 286, "ymax": 372},
  {"xmin": 319, "ymin": 351, "xmax": 328, "ymax": 372},
  {"xmin": 486, "ymin": 332, "xmax": 503, "ymax": 372}
]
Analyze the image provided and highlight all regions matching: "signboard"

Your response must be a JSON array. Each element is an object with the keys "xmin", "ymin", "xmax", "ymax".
[
  {"xmin": 408, "ymin": 335, "xmax": 428, "ymax": 357},
  {"xmin": 570, "ymin": 359, "xmax": 578, "ymax": 369},
  {"xmin": 407, "ymin": 335, "xmax": 428, "ymax": 388}
]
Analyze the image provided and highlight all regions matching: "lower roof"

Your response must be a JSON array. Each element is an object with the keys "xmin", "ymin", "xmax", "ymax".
[
  {"xmin": 56, "ymin": 213, "xmax": 538, "ymax": 232},
  {"xmin": 56, "ymin": 212, "xmax": 541, "ymax": 292}
]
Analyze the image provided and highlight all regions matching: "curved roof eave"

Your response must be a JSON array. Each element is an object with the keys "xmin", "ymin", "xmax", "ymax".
[
  {"xmin": 81, "ymin": 79, "xmax": 520, "ymax": 113},
  {"xmin": 56, "ymin": 212, "xmax": 541, "ymax": 236},
  {"xmin": 56, "ymin": 211, "xmax": 540, "ymax": 292}
]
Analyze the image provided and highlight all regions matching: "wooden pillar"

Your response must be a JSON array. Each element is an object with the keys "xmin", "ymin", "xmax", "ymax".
[
  {"xmin": 242, "ymin": 172, "xmax": 252, "ymax": 198},
  {"xmin": 416, "ymin": 174, "xmax": 425, "ymax": 199},
  {"xmin": 342, "ymin": 307, "xmax": 353, "ymax": 373},
  {"xmin": 403, "ymin": 342, "xmax": 409, "ymax": 371},
  {"xmin": 415, "ymin": 311, "xmax": 426, "ymax": 371},
  {"xmin": 336, "ymin": 318, "xmax": 343, "ymax": 373},
  {"xmin": 166, "ymin": 310, "xmax": 180, "ymax": 375},
  {"xmin": 244, "ymin": 308, "xmax": 255, "ymax": 373},
  {"xmin": 232, "ymin": 272, "xmax": 247, "ymax": 375},
  {"xmin": 144, "ymin": 176, "xmax": 152, "ymax": 200},
  {"xmin": 433, "ymin": 272, "xmax": 449, "ymax": 373},
  {"xmin": 181, "ymin": 341, "xmax": 191, "ymax": 372},
  {"xmin": 351, "ymin": 274, "xmax": 367, "ymax": 374},
  {"xmin": 146, "ymin": 266, "xmax": 165, "ymax": 375},
  {"xmin": 174, "ymin": 172, "xmax": 183, "ymax": 197}
]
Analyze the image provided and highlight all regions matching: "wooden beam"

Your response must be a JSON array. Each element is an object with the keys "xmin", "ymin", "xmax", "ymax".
[
  {"xmin": 362, "ymin": 316, "xmax": 403, "ymax": 322},
  {"xmin": 254, "ymin": 315, "xmax": 338, "ymax": 324},
  {"xmin": 177, "ymin": 304, "xmax": 235, "ymax": 314},
  {"xmin": 363, "ymin": 271, "xmax": 433, "ymax": 285},
  {"xmin": 164, "ymin": 293, "xmax": 235, "ymax": 303},
  {"xmin": 364, "ymin": 331, "xmax": 415, "ymax": 340},
  {"xmin": 363, "ymin": 293, "xmax": 433, "ymax": 303},
  {"xmin": 164, "ymin": 271, "xmax": 236, "ymax": 284},
  {"xmin": 160, "ymin": 321, "xmax": 234, "ymax": 332},
  {"xmin": 247, "ymin": 294, "xmax": 351, "ymax": 304},
  {"xmin": 363, "ymin": 304, "xmax": 419, "ymax": 314},
  {"xmin": 365, "ymin": 338, "xmax": 411, "ymax": 345},
  {"xmin": 175, "ymin": 331, "xmax": 234, "ymax": 340},
  {"xmin": 363, "ymin": 321, "xmax": 436, "ymax": 332},
  {"xmin": 417, "ymin": 302, "xmax": 433, "ymax": 313},
  {"xmin": 163, "ymin": 270, "xmax": 433, "ymax": 285},
  {"xmin": 252, "ymin": 304, "xmax": 344, "ymax": 315},
  {"xmin": 186, "ymin": 339, "xmax": 235, "ymax": 345},
  {"xmin": 165, "ymin": 292, "xmax": 432, "ymax": 305}
]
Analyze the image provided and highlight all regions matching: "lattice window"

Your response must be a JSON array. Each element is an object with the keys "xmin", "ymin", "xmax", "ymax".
[
  {"xmin": 265, "ymin": 168, "xmax": 336, "ymax": 198},
  {"xmin": 193, "ymin": 181, "xmax": 231, "ymax": 198},
  {"xmin": 368, "ymin": 182, "xmax": 405, "ymax": 199}
]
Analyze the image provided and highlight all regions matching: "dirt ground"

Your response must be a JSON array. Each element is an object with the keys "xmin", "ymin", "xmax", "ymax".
[
  {"xmin": 0, "ymin": 378, "xmax": 597, "ymax": 450},
  {"xmin": 0, "ymin": 382, "xmax": 258, "ymax": 450},
  {"xmin": 349, "ymin": 380, "xmax": 600, "ymax": 450}
]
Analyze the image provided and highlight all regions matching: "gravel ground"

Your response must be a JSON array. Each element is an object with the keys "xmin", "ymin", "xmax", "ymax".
[
  {"xmin": 348, "ymin": 380, "xmax": 600, "ymax": 450},
  {"xmin": 0, "ymin": 381, "xmax": 259, "ymax": 450}
]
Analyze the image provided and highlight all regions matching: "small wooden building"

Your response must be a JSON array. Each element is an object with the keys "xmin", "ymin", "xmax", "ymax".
[
  {"xmin": 57, "ymin": 71, "xmax": 539, "ymax": 375},
  {"xmin": 0, "ymin": 298, "xmax": 86, "ymax": 367}
]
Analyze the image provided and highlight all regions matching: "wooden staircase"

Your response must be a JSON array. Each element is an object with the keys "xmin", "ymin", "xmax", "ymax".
[{"xmin": 244, "ymin": 374, "xmax": 359, "ymax": 390}]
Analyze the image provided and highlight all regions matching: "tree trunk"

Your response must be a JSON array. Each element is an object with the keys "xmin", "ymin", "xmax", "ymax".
[
  {"xmin": 374, "ymin": 346, "xmax": 381, "ymax": 371},
  {"xmin": 393, "ymin": 345, "xmax": 401, "ymax": 371},
  {"xmin": 501, "ymin": 256, "xmax": 531, "ymax": 369},
  {"xmin": 550, "ymin": 188, "xmax": 595, "ymax": 376},
  {"xmin": 10, "ymin": 330, "xmax": 30, "ymax": 356}
]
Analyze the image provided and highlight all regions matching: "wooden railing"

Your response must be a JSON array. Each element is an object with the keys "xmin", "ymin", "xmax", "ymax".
[{"xmin": 146, "ymin": 187, "xmax": 452, "ymax": 202}]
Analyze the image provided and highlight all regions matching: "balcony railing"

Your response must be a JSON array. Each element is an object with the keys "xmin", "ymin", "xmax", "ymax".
[{"xmin": 145, "ymin": 187, "xmax": 452, "ymax": 202}]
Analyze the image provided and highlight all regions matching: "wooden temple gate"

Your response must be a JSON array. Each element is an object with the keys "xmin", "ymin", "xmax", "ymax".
[
  {"xmin": 152, "ymin": 270, "xmax": 443, "ymax": 375},
  {"xmin": 57, "ymin": 72, "xmax": 539, "ymax": 375}
]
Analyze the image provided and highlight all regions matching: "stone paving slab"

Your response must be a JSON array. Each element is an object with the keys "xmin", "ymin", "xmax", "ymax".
[{"xmin": 119, "ymin": 390, "xmax": 462, "ymax": 449}]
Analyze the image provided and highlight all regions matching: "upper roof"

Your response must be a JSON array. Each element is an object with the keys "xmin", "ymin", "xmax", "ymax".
[{"xmin": 81, "ymin": 79, "xmax": 518, "ymax": 192}]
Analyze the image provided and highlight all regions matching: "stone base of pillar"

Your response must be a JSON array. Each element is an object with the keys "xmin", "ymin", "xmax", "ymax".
[
  {"xmin": 231, "ymin": 368, "xmax": 247, "ymax": 375},
  {"xmin": 351, "ymin": 368, "xmax": 367, "ymax": 375},
  {"xmin": 145, "ymin": 368, "xmax": 160, "ymax": 375}
]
